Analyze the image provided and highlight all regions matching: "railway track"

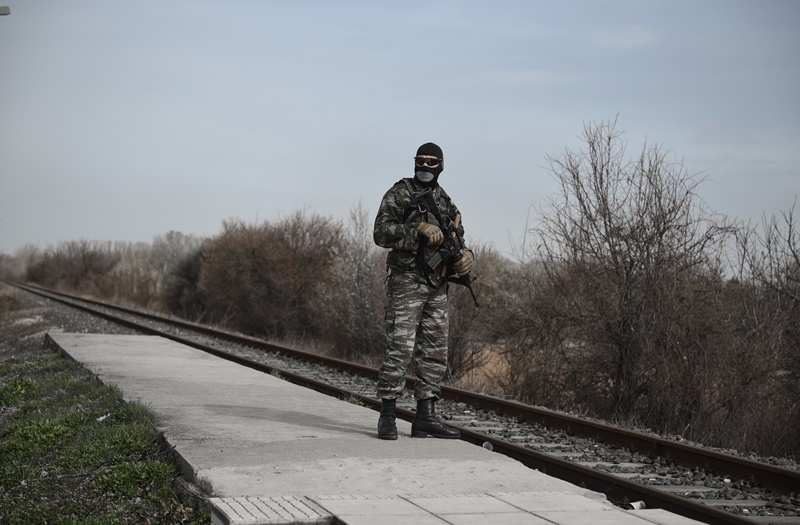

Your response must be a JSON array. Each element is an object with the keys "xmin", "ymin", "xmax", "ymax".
[{"xmin": 5, "ymin": 279, "xmax": 800, "ymax": 525}]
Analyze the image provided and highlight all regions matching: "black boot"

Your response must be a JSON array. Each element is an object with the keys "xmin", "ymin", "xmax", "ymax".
[
  {"xmin": 411, "ymin": 398, "xmax": 460, "ymax": 439},
  {"xmin": 377, "ymin": 398, "xmax": 398, "ymax": 440}
]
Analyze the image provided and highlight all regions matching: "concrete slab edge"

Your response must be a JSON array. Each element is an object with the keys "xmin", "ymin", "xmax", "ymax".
[
  {"xmin": 210, "ymin": 496, "xmax": 333, "ymax": 525},
  {"xmin": 210, "ymin": 491, "xmax": 621, "ymax": 525}
]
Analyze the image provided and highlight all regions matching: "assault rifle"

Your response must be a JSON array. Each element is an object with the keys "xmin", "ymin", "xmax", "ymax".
[{"xmin": 417, "ymin": 188, "xmax": 480, "ymax": 308}]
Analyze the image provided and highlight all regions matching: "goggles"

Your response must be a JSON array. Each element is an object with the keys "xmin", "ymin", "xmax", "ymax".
[{"xmin": 414, "ymin": 156, "xmax": 442, "ymax": 167}]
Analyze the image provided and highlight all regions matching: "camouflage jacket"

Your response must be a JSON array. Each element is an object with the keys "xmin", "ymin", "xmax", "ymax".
[{"xmin": 373, "ymin": 178, "xmax": 467, "ymax": 279}]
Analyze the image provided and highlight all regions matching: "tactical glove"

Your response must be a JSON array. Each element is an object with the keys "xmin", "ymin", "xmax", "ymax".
[
  {"xmin": 453, "ymin": 249, "xmax": 474, "ymax": 275},
  {"xmin": 418, "ymin": 223, "xmax": 444, "ymax": 247}
]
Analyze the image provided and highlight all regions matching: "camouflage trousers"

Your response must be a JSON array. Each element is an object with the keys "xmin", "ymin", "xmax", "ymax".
[{"xmin": 376, "ymin": 270, "xmax": 448, "ymax": 401}]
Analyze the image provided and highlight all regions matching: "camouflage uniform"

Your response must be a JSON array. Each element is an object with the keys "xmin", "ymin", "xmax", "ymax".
[{"xmin": 373, "ymin": 177, "xmax": 467, "ymax": 400}]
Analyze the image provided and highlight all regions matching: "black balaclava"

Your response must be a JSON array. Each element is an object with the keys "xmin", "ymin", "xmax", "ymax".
[{"xmin": 414, "ymin": 142, "xmax": 444, "ymax": 188}]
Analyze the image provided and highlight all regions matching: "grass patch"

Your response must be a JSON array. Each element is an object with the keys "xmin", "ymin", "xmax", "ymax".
[
  {"xmin": 341, "ymin": 394, "xmax": 366, "ymax": 407},
  {"xmin": 0, "ymin": 303, "xmax": 210, "ymax": 524}
]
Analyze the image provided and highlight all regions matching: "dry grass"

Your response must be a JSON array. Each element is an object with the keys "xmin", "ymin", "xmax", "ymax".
[{"xmin": 451, "ymin": 345, "xmax": 509, "ymax": 396}]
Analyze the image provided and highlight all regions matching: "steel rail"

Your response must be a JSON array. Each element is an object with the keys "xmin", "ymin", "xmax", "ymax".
[
  {"xmin": 7, "ymin": 280, "xmax": 797, "ymax": 524},
  {"xmin": 441, "ymin": 385, "xmax": 800, "ymax": 495},
  {"xmin": 9, "ymin": 280, "xmax": 380, "ymax": 378}
]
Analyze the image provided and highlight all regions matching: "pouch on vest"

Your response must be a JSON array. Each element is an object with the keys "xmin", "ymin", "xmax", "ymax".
[{"xmin": 387, "ymin": 250, "xmax": 417, "ymax": 272}]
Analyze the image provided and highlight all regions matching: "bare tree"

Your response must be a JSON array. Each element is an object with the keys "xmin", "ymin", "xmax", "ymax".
[
  {"xmin": 25, "ymin": 240, "xmax": 120, "ymax": 292},
  {"xmin": 732, "ymin": 205, "xmax": 800, "ymax": 455},
  {"xmin": 150, "ymin": 231, "xmax": 204, "ymax": 292},
  {"xmin": 518, "ymin": 119, "xmax": 733, "ymax": 423},
  {"xmin": 313, "ymin": 202, "xmax": 385, "ymax": 362}
]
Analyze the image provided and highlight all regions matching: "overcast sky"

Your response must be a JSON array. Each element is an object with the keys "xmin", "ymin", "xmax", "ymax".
[{"xmin": 1, "ymin": 1, "xmax": 798, "ymax": 258}]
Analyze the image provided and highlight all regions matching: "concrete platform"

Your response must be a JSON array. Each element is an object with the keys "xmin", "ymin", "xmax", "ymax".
[{"xmin": 47, "ymin": 333, "xmax": 707, "ymax": 525}]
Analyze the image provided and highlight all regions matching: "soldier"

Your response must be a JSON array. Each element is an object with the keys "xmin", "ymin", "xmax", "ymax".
[{"xmin": 373, "ymin": 142, "xmax": 475, "ymax": 440}]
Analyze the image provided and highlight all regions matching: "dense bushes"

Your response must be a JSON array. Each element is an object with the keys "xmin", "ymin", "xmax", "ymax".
[
  {"xmin": 22, "ymin": 233, "xmax": 202, "ymax": 309},
  {"xmin": 186, "ymin": 213, "xmax": 347, "ymax": 338},
  {"xmin": 157, "ymin": 210, "xmax": 388, "ymax": 362},
  {"xmin": 162, "ymin": 249, "xmax": 206, "ymax": 320},
  {"xmin": 477, "ymin": 120, "xmax": 799, "ymax": 456},
  {"xmin": 25, "ymin": 240, "xmax": 121, "ymax": 294}
]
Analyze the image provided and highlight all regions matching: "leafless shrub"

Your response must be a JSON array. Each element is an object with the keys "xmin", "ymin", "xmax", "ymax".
[
  {"xmin": 193, "ymin": 212, "xmax": 346, "ymax": 339},
  {"xmin": 730, "ymin": 205, "xmax": 800, "ymax": 455},
  {"xmin": 503, "ymin": 120, "xmax": 743, "ymax": 432},
  {"xmin": 20, "ymin": 236, "xmax": 201, "ymax": 310},
  {"xmin": 490, "ymin": 120, "xmax": 798, "ymax": 456},
  {"xmin": 106, "ymin": 241, "xmax": 160, "ymax": 307},
  {"xmin": 312, "ymin": 203, "xmax": 385, "ymax": 362},
  {"xmin": 150, "ymin": 231, "xmax": 205, "ymax": 292},
  {"xmin": 1, "ymin": 245, "xmax": 37, "ymax": 279},
  {"xmin": 482, "ymin": 259, "xmax": 599, "ymax": 408},
  {"xmin": 25, "ymin": 240, "xmax": 121, "ymax": 293},
  {"xmin": 0, "ymin": 284, "xmax": 24, "ymax": 317},
  {"xmin": 162, "ymin": 248, "xmax": 207, "ymax": 320}
]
